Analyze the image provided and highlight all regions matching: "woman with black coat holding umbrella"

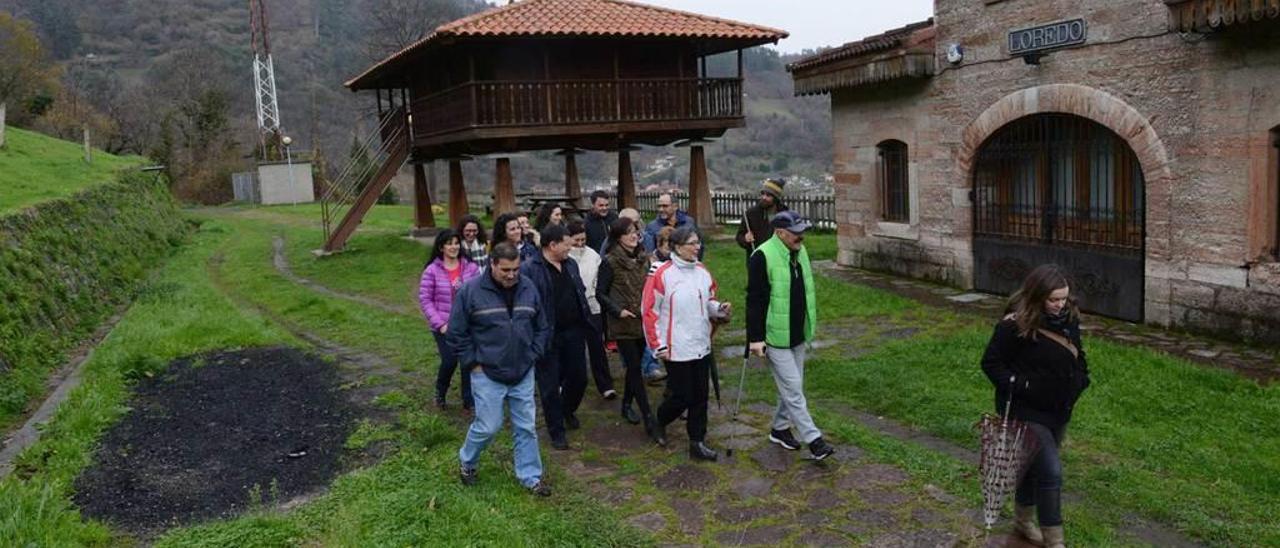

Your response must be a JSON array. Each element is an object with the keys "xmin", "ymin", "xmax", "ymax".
[{"xmin": 981, "ymin": 264, "xmax": 1091, "ymax": 548}]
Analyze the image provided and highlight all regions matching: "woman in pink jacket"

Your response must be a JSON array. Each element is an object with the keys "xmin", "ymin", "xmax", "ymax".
[{"xmin": 419, "ymin": 228, "xmax": 481, "ymax": 411}]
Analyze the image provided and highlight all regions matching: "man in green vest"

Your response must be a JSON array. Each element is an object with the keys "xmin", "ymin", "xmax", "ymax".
[{"xmin": 746, "ymin": 211, "xmax": 835, "ymax": 461}]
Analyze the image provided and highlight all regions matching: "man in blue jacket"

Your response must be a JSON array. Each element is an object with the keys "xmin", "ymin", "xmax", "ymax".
[
  {"xmin": 449, "ymin": 242, "xmax": 553, "ymax": 496},
  {"xmin": 521, "ymin": 224, "xmax": 597, "ymax": 450}
]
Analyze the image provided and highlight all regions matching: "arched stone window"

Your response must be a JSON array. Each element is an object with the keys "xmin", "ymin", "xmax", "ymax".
[{"xmin": 877, "ymin": 140, "xmax": 909, "ymax": 223}]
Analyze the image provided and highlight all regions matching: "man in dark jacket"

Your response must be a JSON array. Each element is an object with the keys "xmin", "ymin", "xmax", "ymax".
[
  {"xmin": 584, "ymin": 190, "xmax": 618, "ymax": 253},
  {"xmin": 736, "ymin": 178, "xmax": 789, "ymax": 256},
  {"xmin": 746, "ymin": 211, "xmax": 834, "ymax": 461},
  {"xmin": 521, "ymin": 224, "xmax": 597, "ymax": 450},
  {"xmin": 644, "ymin": 192, "xmax": 704, "ymax": 259},
  {"xmin": 450, "ymin": 242, "xmax": 553, "ymax": 496}
]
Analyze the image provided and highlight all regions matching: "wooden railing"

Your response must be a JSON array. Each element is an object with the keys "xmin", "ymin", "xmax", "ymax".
[{"xmin": 412, "ymin": 78, "xmax": 743, "ymax": 137}]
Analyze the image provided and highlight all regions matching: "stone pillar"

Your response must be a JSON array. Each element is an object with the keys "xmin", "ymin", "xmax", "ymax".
[
  {"xmin": 688, "ymin": 145, "xmax": 714, "ymax": 227},
  {"xmin": 494, "ymin": 157, "xmax": 516, "ymax": 216},
  {"xmin": 448, "ymin": 159, "xmax": 469, "ymax": 225},
  {"xmin": 617, "ymin": 148, "xmax": 637, "ymax": 210},
  {"xmin": 413, "ymin": 162, "xmax": 436, "ymax": 232}
]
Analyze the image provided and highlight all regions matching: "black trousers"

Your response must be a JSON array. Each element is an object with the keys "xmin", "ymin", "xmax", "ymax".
[
  {"xmin": 617, "ymin": 338, "xmax": 652, "ymax": 417},
  {"xmin": 1015, "ymin": 421, "xmax": 1066, "ymax": 527},
  {"xmin": 656, "ymin": 355, "xmax": 710, "ymax": 442},
  {"xmin": 536, "ymin": 326, "xmax": 587, "ymax": 441},
  {"xmin": 586, "ymin": 313, "xmax": 614, "ymax": 394},
  {"xmin": 432, "ymin": 331, "xmax": 472, "ymax": 408}
]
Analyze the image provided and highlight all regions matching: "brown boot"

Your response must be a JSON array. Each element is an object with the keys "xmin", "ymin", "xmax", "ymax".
[
  {"xmin": 1013, "ymin": 505, "xmax": 1044, "ymax": 545},
  {"xmin": 1042, "ymin": 525, "xmax": 1065, "ymax": 548}
]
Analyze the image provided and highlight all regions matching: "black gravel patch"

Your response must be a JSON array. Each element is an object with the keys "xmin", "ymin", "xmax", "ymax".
[{"xmin": 72, "ymin": 347, "xmax": 352, "ymax": 533}]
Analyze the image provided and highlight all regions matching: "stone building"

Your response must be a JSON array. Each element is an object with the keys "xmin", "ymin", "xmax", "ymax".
[{"xmin": 789, "ymin": 0, "xmax": 1280, "ymax": 342}]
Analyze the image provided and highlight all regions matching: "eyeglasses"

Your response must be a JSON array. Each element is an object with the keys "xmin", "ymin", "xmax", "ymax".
[{"xmin": 679, "ymin": 240, "xmax": 702, "ymax": 247}]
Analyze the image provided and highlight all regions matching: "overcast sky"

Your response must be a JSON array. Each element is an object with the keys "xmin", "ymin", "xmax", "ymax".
[
  {"xmin": 634, "ymin": 1, "xmax": 934, "ymax": 53},
  {"xmin": 485, "ymin": 1, "xmax": 936, "ymax": 54}
]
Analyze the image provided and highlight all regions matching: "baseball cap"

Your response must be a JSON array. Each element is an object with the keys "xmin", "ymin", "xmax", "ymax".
[{"xmin": 770, "ymin": 211, "xmax": 812, "ymax": 234}]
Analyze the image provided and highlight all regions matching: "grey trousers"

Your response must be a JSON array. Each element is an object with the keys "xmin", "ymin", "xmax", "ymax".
[{"xmin": 766, "ymin": 344, "xmax": 822, "ymax": 444}]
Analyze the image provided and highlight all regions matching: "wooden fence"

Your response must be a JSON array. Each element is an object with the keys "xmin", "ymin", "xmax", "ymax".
[
  {"xmin": 634, "ymin": 190, "xmax": 836, "ymax": 231},
  {"xmin": 467, "ymin": 190, "xmax": 837, "ymax": 231}
]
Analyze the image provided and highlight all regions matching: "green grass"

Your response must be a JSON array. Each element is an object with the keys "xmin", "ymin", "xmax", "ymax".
[
  {"xmin": 149, "ymin": 212, "xmax": 647, "ymax": 546},
  {"xmin": 9, "ymin": 205, "xmax": 1277, "ymax": 545},
  {"xmin": 2, "ymin": 213, "xmax": 648, "ymax": 546},
  {"xmin": 800, "ymin": 326, "xmax": 1280, "ymax": 545},
  {"xmin": 0, "ymin": 126, "xmax": 145, "ymax": 213},
  {"xmin": 1, "ymin": 219, "xmax": 295, "ymax": 546}
]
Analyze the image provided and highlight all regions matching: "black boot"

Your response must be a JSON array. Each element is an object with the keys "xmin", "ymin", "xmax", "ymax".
[
  {"xmin": 649, "ymin": 419, "xmax": 668, "ymax": 447},
  {"xmin": 689, "ymin": 441, "xmax": 718, "ymax": 461},
  {"xmin": 622, "ymin": 401, "xmax": 642, "ymax": 425}
]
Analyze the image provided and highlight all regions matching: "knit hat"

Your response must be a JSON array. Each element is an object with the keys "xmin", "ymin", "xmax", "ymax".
[{"xmin": 761, "ymin": 178, "xmax": 786, "ymax": 199}]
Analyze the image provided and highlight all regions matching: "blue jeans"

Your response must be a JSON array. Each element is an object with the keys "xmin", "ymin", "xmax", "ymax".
[
  {"xmin": 641, "ymin": 346, "xmax": 662, "ymax": 377},
  {"xmin": 459, "ymin": 367, "xmax": 543, "ymax": 488}
]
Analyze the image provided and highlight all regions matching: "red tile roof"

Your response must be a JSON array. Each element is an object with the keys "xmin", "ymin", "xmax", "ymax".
[
  {"xmin": 787, "ymin": 19, "xmax": 934, "ymax": 72},
  {"xmin": 347, "ymin": 0, "xmax": 788, "ymax": 90}
]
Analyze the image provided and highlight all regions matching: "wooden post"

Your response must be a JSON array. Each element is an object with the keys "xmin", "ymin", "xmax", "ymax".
[
  {"xmin": 82, "ymin": 126, "xmax": 92, "ymax": 164},
  {"xmin": 564, "ymin": 150, "xmax": 582, "ymax": 209},
  {"xmin": 688, "ymin": 145, "xmax": 713, "ymax": 227},
  {"xmin": 0, "ymin": 102, "xmax": 7, "ymax": 148},
  {"xmin": 618, "ymin": 148, "xmax": 637, "ymax": 210},
  {"xmin": 413, "ymin": 162, "xmax": 436, "ymax": 231},
  {"xmin": 494, "ymin": 157, "xmax": 516, "ymax": 216},
  {"xmin": 448, "ymin": 159, "xmax": 469, "ymax": 225}
]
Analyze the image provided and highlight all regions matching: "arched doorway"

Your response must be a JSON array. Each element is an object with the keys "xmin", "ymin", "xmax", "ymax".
[{"xmin": 972, "ymin": 113, "xmax": 1146, "ymax": 321}]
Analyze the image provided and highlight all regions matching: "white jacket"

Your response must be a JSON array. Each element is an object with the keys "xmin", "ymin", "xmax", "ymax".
[
  {"xmin": 642, "ymin": 254, "xmax": 726, "ymax": 362},
  {"xmin": 568, "ymin": 246, "xmax": 602, "ymax": 315}
]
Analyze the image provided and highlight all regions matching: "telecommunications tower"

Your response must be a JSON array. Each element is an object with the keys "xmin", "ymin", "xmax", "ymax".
[{"xmin": 249, "ymin": 0, "xmax": 283, "ymax": 158}]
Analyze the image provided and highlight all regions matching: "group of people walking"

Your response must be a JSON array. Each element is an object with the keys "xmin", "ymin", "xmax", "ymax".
[
  {"xmin": 419, "ymin": 179, "xmax": 1089, "ymax": 547},
  {"xmin": 419, "ymin": 181, "xmax": 837, "ymax": 496}
]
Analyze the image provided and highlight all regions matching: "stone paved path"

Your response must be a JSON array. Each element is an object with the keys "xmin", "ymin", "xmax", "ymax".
[
  {"xmin": 548, "ymin": 384, "xmax": 994, "ymax": 546},
  {"xmin": 815, "ymin": 261, "xmax": 1280, "ymax": 383}
]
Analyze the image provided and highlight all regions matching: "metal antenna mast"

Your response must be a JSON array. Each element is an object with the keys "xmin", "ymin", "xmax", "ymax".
[{"xmin": 250, "ymin": 0, "xmax": 283, "ymax": 158}]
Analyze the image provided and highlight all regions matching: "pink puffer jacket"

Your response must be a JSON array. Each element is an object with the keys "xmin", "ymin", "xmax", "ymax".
[{"xmin": 419, "ymin": 258, "xmax": 481, "ymax": 331}]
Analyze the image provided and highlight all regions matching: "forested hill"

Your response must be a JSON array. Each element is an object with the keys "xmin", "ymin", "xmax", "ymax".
[{"xmin": 2, "ymin": 0, "xmax": 831, "ymax": 194}]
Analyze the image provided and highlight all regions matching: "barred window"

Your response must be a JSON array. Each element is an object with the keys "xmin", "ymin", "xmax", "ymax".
[{"xmin": 877, "ymin": 140, "xmax": 909, "ymax": 223}]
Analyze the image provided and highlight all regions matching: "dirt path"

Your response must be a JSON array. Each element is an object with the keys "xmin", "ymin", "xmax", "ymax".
[{"xmin": 271, "ymin": 235, "xmax": 412, "ymax": 316}]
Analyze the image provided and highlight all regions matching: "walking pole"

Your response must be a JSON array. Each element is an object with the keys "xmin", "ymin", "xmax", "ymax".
[{"xmin": 733, "ymin": 344, "xmax": 750, "ymax": 419}]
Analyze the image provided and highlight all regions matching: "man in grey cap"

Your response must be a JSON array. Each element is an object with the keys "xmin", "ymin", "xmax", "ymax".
[{"xmin": 745, "ymin": 211, "xmax": 834, "ymax": 460}]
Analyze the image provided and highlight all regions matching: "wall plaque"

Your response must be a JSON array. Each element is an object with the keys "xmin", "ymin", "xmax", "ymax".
[{"xmin": 1008, "ymin": 19, "xmax": 1087, "ymax": 56}]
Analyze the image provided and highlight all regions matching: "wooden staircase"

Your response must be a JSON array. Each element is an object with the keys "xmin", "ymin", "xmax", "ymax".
[{"xmin": 319, "ymin": 107, "xmax": 409, "ymax": 253}]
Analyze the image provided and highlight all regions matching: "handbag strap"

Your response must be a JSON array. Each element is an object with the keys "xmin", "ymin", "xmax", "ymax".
[{"xmin": 1036, "ymin": 328, "xmax": 1078, "ymax": 359}]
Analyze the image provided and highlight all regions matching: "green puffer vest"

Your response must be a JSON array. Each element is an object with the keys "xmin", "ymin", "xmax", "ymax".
[{"xmin": 754, "ymin": 236, "xmax": 817, "ymax": 347}]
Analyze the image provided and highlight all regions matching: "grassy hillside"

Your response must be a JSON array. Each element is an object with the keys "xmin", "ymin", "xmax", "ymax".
[{"xmin": 0, "ymin": 126, "xmax": 145, "ymax": 213}]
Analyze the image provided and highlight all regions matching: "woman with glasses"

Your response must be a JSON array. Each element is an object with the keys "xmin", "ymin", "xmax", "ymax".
[
  {"xmin": 455, "ymin": 215, "xmax": 489, "ymax": 269},
  {"xmin": 641, "ymin": 226, "xmax": 731, "ymax": 461}
]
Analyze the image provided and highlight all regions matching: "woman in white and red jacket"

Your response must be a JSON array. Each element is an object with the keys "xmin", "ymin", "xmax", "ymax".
[
  {"xmin": 419, "ymin": 228, "xmax": 480, "ymax": 411},
  {"xmin": 642, "ymin": 226, "xmax": 731, "ymax": 461}
]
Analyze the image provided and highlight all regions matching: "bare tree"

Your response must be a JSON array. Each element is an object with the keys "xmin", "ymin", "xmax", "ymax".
[
  {"xmin": 0, "ymin": 12, "xmax": 58, "ymax": 148},
  {"xmin": 361, "ymin": 0, "xmax": 472, "ymax": 60}
]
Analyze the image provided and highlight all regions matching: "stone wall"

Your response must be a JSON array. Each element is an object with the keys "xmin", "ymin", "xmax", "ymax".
[{"xmin": 824, "ymin": 0, "xmax": 1280, "ymax": 342}]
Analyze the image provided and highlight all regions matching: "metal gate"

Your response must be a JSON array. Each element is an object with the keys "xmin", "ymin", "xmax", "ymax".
[{"xmin": 972, "ymin": 114, "xmax": 1146, "ymax": 321}]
